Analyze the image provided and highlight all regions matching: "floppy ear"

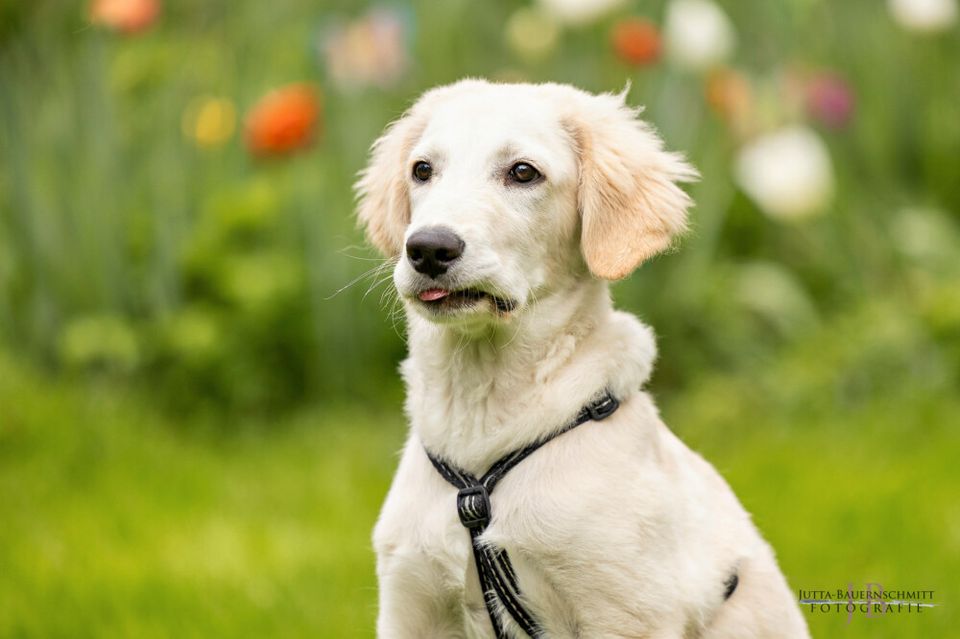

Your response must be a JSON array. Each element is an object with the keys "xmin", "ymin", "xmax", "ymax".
[
  {"xmin": 355, "ymin": 111, "xmax": 426, "ymax": 256},
  {"xmin": 565, "ymin": 91, "xmax": 698, "ymax": 280}
]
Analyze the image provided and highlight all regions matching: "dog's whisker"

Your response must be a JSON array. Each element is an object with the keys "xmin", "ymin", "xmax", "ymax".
[
  {"xmin": 377, "ymin": 277, "xmax": 401, "ymax": 306},
  {"xmin": 336, "ymin": 246, "xmax": 393, "ymax": 262},
  {"xmin": 326, "ymin": 258, "xmax": 397, "ymax": 301},
  {"xmin": 386, "ymin": 294, "xmax": 408, "ymax": 344},
  {"xmin": 362, "ymin": 272, "xmax": 396, "ymax": 304}
]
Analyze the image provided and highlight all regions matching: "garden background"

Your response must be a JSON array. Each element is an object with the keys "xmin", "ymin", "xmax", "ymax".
[{"xmin": 1, "ymin": 0, "xmax": 958, "ymax": 636}]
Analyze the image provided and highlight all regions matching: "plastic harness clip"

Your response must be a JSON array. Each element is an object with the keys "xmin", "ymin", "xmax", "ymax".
[
  {"xmin": 586, "ymin": 394, "xmax": 620, "ymax": 421},
  {"xmin": 457, "ymin": 485, "xmax": 492, "ymax": 529}
]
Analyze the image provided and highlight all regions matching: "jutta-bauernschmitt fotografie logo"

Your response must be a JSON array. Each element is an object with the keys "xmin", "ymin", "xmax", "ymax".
[{"xmin": 798, "ymin": 582, "xmax": 938, "ymax": 624}]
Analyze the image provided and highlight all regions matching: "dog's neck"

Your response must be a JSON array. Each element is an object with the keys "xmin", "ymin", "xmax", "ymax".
[{"xmin": 401, "ymin": 278, "xmax": 658, "ymax": 473}]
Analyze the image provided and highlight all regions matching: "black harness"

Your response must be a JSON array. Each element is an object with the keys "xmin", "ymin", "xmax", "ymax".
[
  {"xmin": 425, "ymin": 392, "xmax": 621, "ymax": 638},
  {"xmin": 426, "ymin": 390, "xmax": 740, "ymax": 637}
]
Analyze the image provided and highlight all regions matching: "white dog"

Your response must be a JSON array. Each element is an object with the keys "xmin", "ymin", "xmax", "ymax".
[{"xmin": 356, "ymin": 80, "xmax": 810, "ymax": 638}]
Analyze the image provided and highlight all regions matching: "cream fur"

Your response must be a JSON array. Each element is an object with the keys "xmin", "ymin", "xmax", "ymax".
[{"xmin": 357, "ymin": 80, "xmax": 810, "ymax": 638}]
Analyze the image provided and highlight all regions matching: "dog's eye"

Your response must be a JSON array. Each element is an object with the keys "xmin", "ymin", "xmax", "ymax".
[
  {"xmin": 412, "ymin": 161, "xmax": 433, "ymax": 182},
  {"xmin": 508, "ymin": 162, "xmax": 541, "ymax": 184}
]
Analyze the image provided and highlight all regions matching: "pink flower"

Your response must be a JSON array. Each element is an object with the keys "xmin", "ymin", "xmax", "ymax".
[
  {"xmin": 321, "ymin": 8, "xmax": 410, "ymax": 92},
  {"xmin": 805, "ymin": 74, "xmax": 855, "ymax": 129}
]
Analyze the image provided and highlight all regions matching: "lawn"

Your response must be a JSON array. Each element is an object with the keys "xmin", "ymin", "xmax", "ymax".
[
  {"xmin": 0, "ymin": 350, "xmax": 401, "ymax": 638},
  {"xmin": 1, "ymin": 338, "xmax": 956, "ymax": 638}
]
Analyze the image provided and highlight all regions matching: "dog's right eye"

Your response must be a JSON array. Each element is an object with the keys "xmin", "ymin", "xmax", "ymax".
[{"xmin": 412, "ymin": 161, "xmax": 433, "ymax": 182}]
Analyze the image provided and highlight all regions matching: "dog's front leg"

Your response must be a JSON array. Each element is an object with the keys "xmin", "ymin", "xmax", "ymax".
[{"xmin": 376, "ymin": 550, "xmax": 466, "ymax": 639}]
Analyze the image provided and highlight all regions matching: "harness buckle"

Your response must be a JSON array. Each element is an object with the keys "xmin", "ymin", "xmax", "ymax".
[
  {"xmin": 456, "ymin": 485, "xmax": 491, "ymax": 529},
  {"xmin": 587, "ymin": 394, "xmax": 620, "ymax": 421}
]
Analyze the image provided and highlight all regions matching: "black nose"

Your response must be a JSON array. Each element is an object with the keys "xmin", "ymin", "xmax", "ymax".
[{"xmin": 405, "ymin": 227, "xmax": 465, "ymax": 278}]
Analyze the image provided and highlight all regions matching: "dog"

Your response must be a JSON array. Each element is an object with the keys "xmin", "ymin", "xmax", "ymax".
[{"xmin": 356, "ymin": 79, "xmax": 810, "ymax": 638}]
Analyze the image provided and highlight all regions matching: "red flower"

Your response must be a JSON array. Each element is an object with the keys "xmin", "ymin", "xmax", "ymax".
[
  {"xmin": 611, "ymin": 18, "xmax": 661, "ymax": 66},
  {"xmin": 244, "ymin": 85, "xmax": 322, "ymax": 158},
  {"xmin": 89, "ymin": 0, "xmax": 160, "ymax": 34}
]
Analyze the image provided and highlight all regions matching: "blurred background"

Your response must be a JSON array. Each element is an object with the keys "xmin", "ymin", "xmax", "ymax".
[{"xmin": 1, "ymin": 0, "xmax": 958, "ymax": 636}]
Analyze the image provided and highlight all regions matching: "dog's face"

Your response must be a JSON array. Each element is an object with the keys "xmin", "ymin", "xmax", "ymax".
[
  {"xmin": 356, "ymin": 81, "xmax": 696, "ymax": 329},
  {"xmin": 394, "ymin": 86, "xmax": 583, "ymax": 325}
]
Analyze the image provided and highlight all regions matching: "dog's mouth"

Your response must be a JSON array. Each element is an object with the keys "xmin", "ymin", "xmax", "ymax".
[{"xmin": 416, "ymin": 287, "xmax": 516, "ymax": 314}]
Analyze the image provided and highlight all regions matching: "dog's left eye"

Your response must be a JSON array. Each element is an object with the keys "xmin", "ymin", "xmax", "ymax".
[{"xmin": 508, "ymin": 162, "xmax": 541, "ymax": 184}]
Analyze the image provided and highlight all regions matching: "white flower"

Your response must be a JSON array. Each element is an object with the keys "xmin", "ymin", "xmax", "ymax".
[
  {"xmin": 889, "ymin": 0, "xmax": 958, "ymax": 32},
  {"xmin": 536, "ymin": 0, "xmax": 625, "ymax": 26},
  {"xmin": 664, "ymin": 0, "xmax": 736, "ymax": 70},
  {"xmin": 735, "ymin": 126, "xmax": 834, "ymax": 221}
]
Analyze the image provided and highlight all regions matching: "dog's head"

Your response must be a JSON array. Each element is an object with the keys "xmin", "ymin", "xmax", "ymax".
[{"xmin": 356, "ymin": 80, "xmax": 696, "ymax": 328}]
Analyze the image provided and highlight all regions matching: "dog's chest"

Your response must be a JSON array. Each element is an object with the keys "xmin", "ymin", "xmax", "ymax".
[{"xmin": 375, "ymin": 427, "xmax": 668, "ymax": 635}]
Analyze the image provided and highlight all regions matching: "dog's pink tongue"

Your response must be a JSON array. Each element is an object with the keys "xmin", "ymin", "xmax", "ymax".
[{"xmin": 418, "ymin": 288, "xmax": 450, "ymax": 302}]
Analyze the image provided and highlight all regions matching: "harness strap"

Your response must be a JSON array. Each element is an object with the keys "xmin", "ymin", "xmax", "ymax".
[{"xmin": 426, "ymin": 391, "xmax": 621, "ymax": 638}]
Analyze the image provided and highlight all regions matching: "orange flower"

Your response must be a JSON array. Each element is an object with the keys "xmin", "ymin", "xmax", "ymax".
[
  {"xmin": 705, "ymin": 67, "xmax": 754, "ymax": 138},
  {"xmin": 89, "ymin": 0, "xmax": 160, "ymax": 34},
  {"xmin": 244, "ymin": 85, "xmax": 322, "ymax": 158},
  {"xmin": 611, "ymin": 18, "xmax": 661, "ymax": 66}
]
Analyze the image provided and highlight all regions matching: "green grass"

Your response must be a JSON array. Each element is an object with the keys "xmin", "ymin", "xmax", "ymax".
[
  {"xmin": 1, "ymin": 341, "xmax": 957, "ymax": 638},
  {"xmin": 0, "ymin": 351, "xmax": 405, "ymax": 638},
  {"xmin": 671, "ymin": 383, "xmax": 960, "ymax": 638}
]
